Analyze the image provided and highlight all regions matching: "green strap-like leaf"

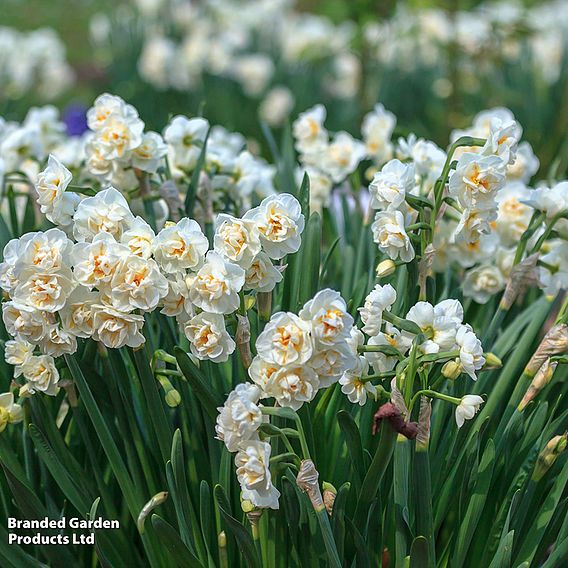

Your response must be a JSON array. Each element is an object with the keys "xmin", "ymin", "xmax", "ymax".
[
  {"xmin": 214, "ymin": 484, "xmax": 261, "ymax": 568},
  {"xmin": 174, "ymin": 347, "xmax": 223, "ymax": 419},
  {"xmin": 151, "ymin": 514, "xmax": 205, "ymax": 568}
]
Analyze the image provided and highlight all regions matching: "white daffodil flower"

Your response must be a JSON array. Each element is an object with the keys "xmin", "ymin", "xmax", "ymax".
[
  {"xmin": 153, "ymin": 218, "xmax": 209, "ymax": 274},
  {"xmin": 184, "ymin": 312, "xmax": 236, "ymax": 363},
  {"xmin": 455, "ymin": 325, "xmax": 485, "ymax": 381},
  {"xmin": 244, "ymin": 194, "xmax": 304, "ymax": 260},
  {"xmin": 369, "ymin": 159, "xmax": 415, "ymax": 211},
  {"xmin": 4, "ymin": 337, "xmax": 34, "ymax": 377},
  {"xmin": 299, "ymin": 288, "xmax": 353, "ymax": 347},
  {"xmin": 215, "ymin": 383, "xmax": 263, "ymax": 452},
  {"xmin": 73, "ymin": 187, "xmax": 135, "ymax": 242},
  {"xmin": 339, "ymin": 356, "xmax": 376, "ymax": 406},
  {"xmin": 372, "ymin": 210, "xmax": 415, "ymax": 262},
  {"xmin": 110, "ymin": 255, "xmax": 169, "ymax": 312},
  {"xmin": 0, "ymin": 392, "xmax": 23, "ymax": 432},
  {"xmin": 91, "ymin": 304, "xmax": 145, "ymax": 349},
  {"xmin": 20, "ymin": 354, "xmax": 60, "ymax": 396},
  {"xmin": 455, "ymin": 394, "xmax": 484, "ymax": 428},
  {"xmin": 262, "ymin": 364, "xmax": 320, "ymax": 410},
  {"xmin": 189, "ymin": 251, "xmax": 245, "ymax": 314},
  {"xmin": 243, "ymin": 252, "xmax": 283, "ymax": 292},
  {"xmin": 235, "ymin": 441, "xmax": 280, "ymax": 510},
  {"xmin": 256, "ymin": 312, "xmax": 313, "ymax": 366},
  {"xmin": 359, "ymin": 283, "xmax": 397, "ymax": 336},
  {"xmin": 214, "ymin": 214, "xmax": 261, "ymax": 269}
]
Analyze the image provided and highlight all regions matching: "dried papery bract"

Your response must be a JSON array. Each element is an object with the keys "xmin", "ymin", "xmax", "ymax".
[
  {"xmin": 235, "ymin": 313, "xmax": 253, "ymax": 369},
  {"xmin": 296, "ymin": 459, "xmax": 324, "ymax": 512},
  {"xmin": 524, "ymin": 324, "xmax": 568, "ymax": 377},
  {"xmin": 518, "ymin": 358, "xmax": 557, "ymax": 411},
  {"xmin": 500, "ymin": 253, "xmax": 540, "ymax": 310},
  {"xmin": 416, "ymin": 396, "xmax": 432, "ymax": 450}
]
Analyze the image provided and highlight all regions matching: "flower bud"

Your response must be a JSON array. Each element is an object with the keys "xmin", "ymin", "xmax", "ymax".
[
  {"xmin": 442, "ymin": 359, "xmax": 462, "ymax": 380},
  {"xmin": 165, "ymin": 389, "xmax": 182, "ymax": 407},
  {"xmin": 524, "ymin": 324, "xmax": 568, "ymax": 378},
  {"xmin": 376, "ymin": 259, "xmax": 396, "ymax": 279},
  {"xmin": 137, "ymin": 491, "xmax": 169, "ymax": 534},
  {"xmin": 483, "ymin": 352, "xmax": 502, "ymax": 369},
  {"xmin": 218, "ymin": 531, "xmax": 227, "ymax": 549},
  {"xmin": 519, "ymin": 358, "xmax": 557, "ymax": 411},
  {"xmin": 533, "ymin": 433, "xmax": 567, "ymax": 481},
  {"xmin": 322, "ymin": 482, "xmax": 337, "ymax": 516},
  {"xmin": 240, "ymin": 498, "xmax": 255, "ymax": 513}
]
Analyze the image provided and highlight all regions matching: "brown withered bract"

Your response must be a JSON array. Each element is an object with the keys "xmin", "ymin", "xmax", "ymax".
[{"xmin": 372, "ymin": 402, "xmax": 418, "ymax": 439}]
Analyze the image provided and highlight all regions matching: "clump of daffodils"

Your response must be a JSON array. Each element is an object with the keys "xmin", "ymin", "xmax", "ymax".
[{"xmin": 1, "ymin": 131, "xmax": 304, "ymax": 397}]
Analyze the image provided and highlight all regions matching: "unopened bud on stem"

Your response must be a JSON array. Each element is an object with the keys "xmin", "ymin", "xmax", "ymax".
[
  {"xmin": 533, "ymin": 433, "xmax": 567, "ymax": 481},
  {"xmin": 376, "ymin": 259, "xmax": 396, "ymax": 279},
  {"xmin": 519, "ymin": 358, "xmax": 557, "ymax": 411},
  {"xmin": 442, "ymin": 359, "xmax": 461, "ymax": 380}
]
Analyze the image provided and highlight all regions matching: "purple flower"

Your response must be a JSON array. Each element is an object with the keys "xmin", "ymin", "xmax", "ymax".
[{"xmin": 63, "ymin": 103, "xmax": 88, "ymax": 136}]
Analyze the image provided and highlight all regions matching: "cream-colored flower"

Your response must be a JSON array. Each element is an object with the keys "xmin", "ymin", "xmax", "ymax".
[
  {"xmin": 256, "ymin": 312, "xmax": 313, "ymax": 366},
  {"xmin": 110, "ymin": 255, "xmax": 169, "ymax": 312},
  {"xmin": 339, "ymin": 356, "xmax": 376, "ymax": 406},
  {"xmin": 214, "ymin": 214, "xmax": 261, "ymax": 269},
  {"xmin": 34, "ymin": 154, "xmax": 78, "ymax": 226},
  {"xmin": 244, "ymin": 252, "xmax": 283, "ymax": 293},
  {"xmin": 449, "ymin": 153, "xmax": 506, "ymax": 209},
  {"xmin": 38, "ymin": 322, "xmax": 78, "ymax": 357},
  {"xmin": 365, "ymin": 324, "xmax": 411, "ymax": 373},
  {"xmin": 184, "ymin": 312, "xmax": 236, "ymax": 363},
  {"xmin": 372, "ymin": 210, "xmax": 415, "ymax": 262},
  {"xmin": 13, "ymin": 267, "xmax": 76, "ymax": 313},
  {"xmin": 120, "ymin": 216, "xmax": 155, "ymax": 259},
  {"xmin": 153, "ymin": 218, "xmax": 209, "ymax": 274},
  {"xmin": 160, "ymin": 274, "xmax": 193, "ymax": 318},
  {"xmin": 359, "ymin": 284, "xmax": 397, "ymax": 336},
  {"xmin": 235, "ymin": 440, "xmax": 280, "ymax": 509},
  {"xmin": 132, "ymin": 131, "xmax": 167, "ymax": 173},
  {"xmin": 245, "ymin": 194, "xmax": 304, "ymax": 260},
  {"xmin": 369, "ymin": 159, "xmax": 415, "ymax": 211},
  {"xmin": 2, "ymin": 302, "xmax": 47, "ymax": 343},
  {"xmin": 495, "ymin": 182, "xmax": 533, "ymax": 247},
  {"xmin": 59, "ymin": 287, "xmax": 99, "ymax": 338},
  {"xmin": 299, "ymin": 288, "xmax": 353, "ymax": 347},
  {"xmin": 455, "ymin": 394, "xmax": 484, "ymax": 428},
  {"xmin": 215, "ymin": 383, "xmax": 263, "ymax": 452},
  {"xmin": 91, "ymin": 304, "xmax": 145, "ymax": 349},
  {"xmin": 308, "ymin": 345, "xmax": 355, "ymax": 387},
  {"xmin": 73, "ymin": 187, "xmax": 135, "ymax": 242},
  {"xmin": 322, "ymin": 131, "xmax": 366, "ymax": 183},
  {"xmin": 455, "ymin": 325, "xmax": 485, "ymax": 381},
  {"xmin": 189, "ymin": 252, "xmax": 245, "ymax": 314},
  {"xmin": 14, "ymin": 228, "xmax": 73, "ymax": 279},
  {"xmin": 21, "ymin": 354, "xmax": 60, "ymax": 396},
  {"xmin": 248, "ymin": 356, "xmax": 280, "ymax": 391},
  {"xmin": 263, "ymin": 364, "xmax": 319, "ymax": 410},
  {"xmin": 463, "ymin": 264, "xmax": 506, "ymax": 304},
  {"xmin": 293, "ymin": 104, "xmax": 328, "ymax": 156},
  {"xmin": 362, "ymin": 103, "xmax": 396, "ymax": 164},
  {"xmin": 4, "ymin": 338, "xmax": 34, "ymax": 377},
  {"xmin": 71, "ymin": 232, "xmax": 128, "ymax": 290},
  {"xmin": 0, "ymin": 393, "xmax": 23, "ymax": 432}
]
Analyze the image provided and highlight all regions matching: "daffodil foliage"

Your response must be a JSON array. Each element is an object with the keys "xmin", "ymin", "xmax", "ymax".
[{"xmin": 0, "ymin": 93, "xmax": 567, "ymax": 568}]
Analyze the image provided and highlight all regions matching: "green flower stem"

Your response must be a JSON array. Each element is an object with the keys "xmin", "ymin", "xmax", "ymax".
[
  {"xmin": 408, "ymin": 389, "xmax": 460, "ymax": 416},
  {"xmin": 530, "ymin": 211, "xmax": 568, "ymax": 254},
  {"xmin": 513, "ymin": 210, "xmax": 545, "ymax": 264},
  {"xmin": 361, "ymin": 372, "xmax": 396, "ymax": 383},
  {"xmin": 261, "ymin": 407, "xmax": 311, "ymax": 460},
  {"xmin": 429, "ymin": 136, "xmax": 486, "ymax": 242}
]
